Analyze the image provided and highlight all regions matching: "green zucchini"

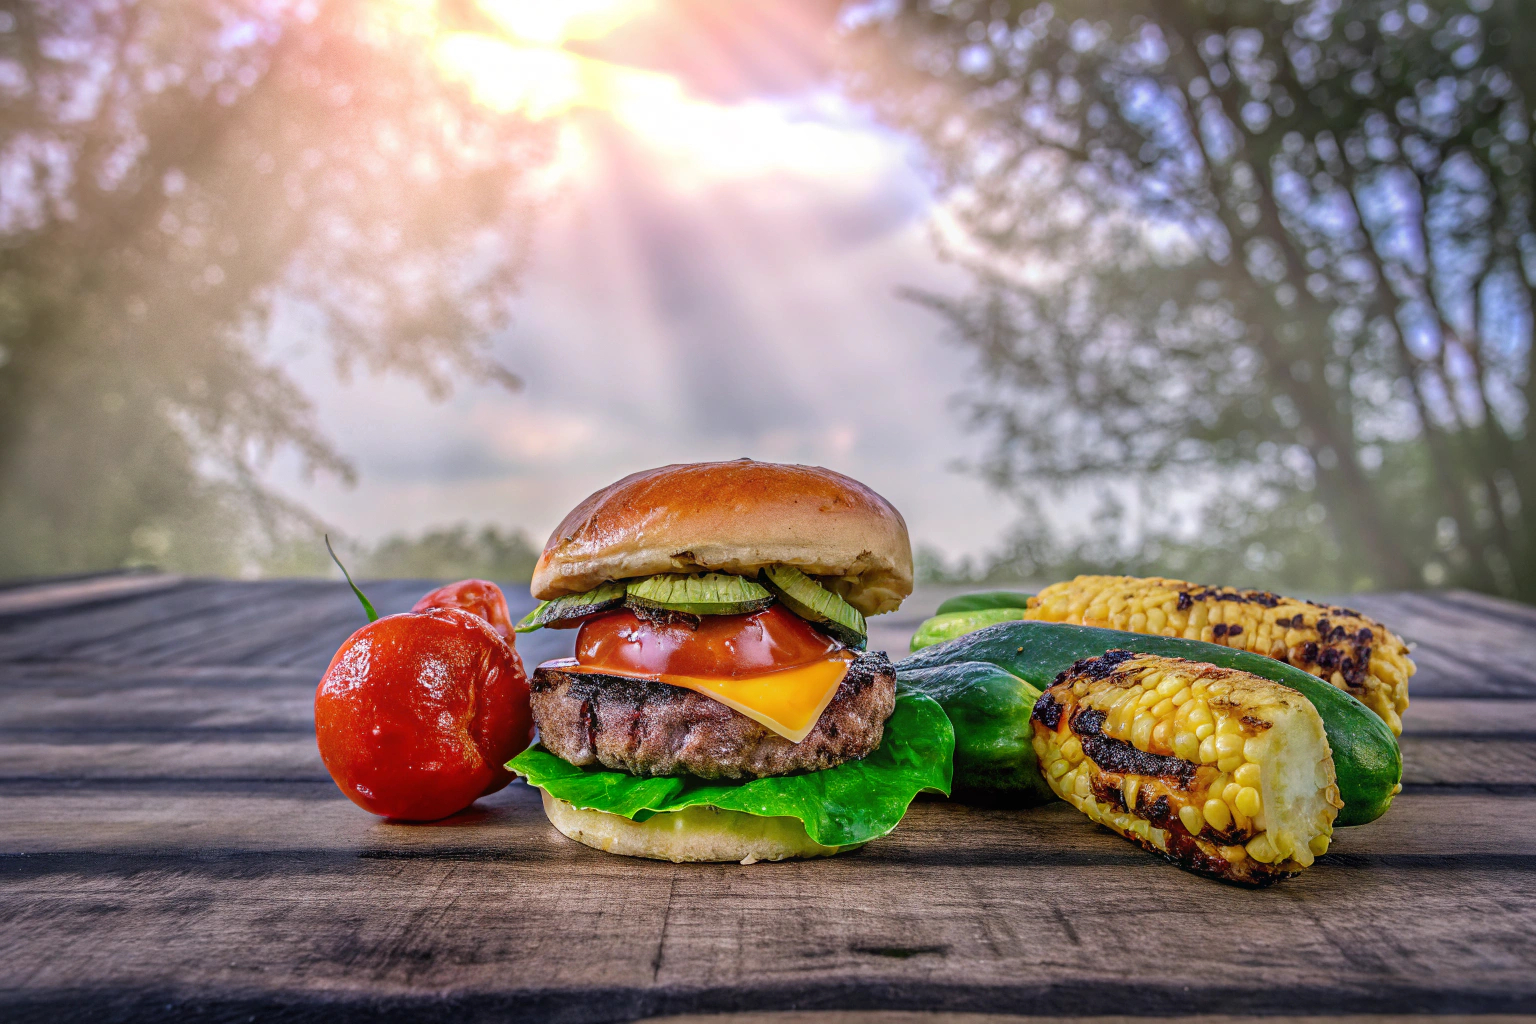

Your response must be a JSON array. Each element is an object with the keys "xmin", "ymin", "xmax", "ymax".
[
  {"xmin": 896, "ymin": 660, "xmax": 1054, "ymax": 808},
  {"xmin": 910, "ymin": 608, "xmax": 1027, "ymax": 652},
  {"xmin": 934, "ymin": 590, "xmax": 1034, "ymax": 615},
  {"xmin": 898, "ymin": 620, "xmax": 1401, "ymax": 827}
]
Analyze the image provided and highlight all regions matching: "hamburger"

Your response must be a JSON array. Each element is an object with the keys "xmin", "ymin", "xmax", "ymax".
[{"xmin": 507, "ymin": 459, "xmax": 953, "ymax": 863}]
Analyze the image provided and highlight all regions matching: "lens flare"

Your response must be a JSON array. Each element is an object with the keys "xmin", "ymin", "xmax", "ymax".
[{"xmin": 476, "ymin": 0, "xmax": 655, "ymax": 46}]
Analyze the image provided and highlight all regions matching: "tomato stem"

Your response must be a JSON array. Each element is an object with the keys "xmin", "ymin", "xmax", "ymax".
[{"xmin": 325, "ymin": 534, "xmax": 379, "ymax": 623}]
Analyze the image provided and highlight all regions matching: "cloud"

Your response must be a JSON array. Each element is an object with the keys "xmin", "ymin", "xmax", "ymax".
[{"xmin": 262, "ymin": 53, "xmax": 1019, "ymax": 562}]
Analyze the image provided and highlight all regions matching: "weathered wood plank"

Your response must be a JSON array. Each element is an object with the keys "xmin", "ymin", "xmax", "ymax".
[
  {"xmin": 645, "ymin": 1017, "xmax": 1536, "ymax": 1024},
  {"xmin": 1345, "ymin": 591, "xmax": 1536, "ymax": 698},
  {"xmin": 7, "ymin": 728, "xmax": 1530, "ymax": 789},
  {"xmin": 0, "ymin": 784, "xmax": 1529, "ymax": 860},
  {"xmin": 0, "ymin": 579, "xmax": 574, "ymax": 673},
  {"xmin": 1401, "ymin": 699, "xmax": 1536, "ymax": 735},
  {"xmin": 3, "ymin": 797, "xmax": 1534, "ymax": 1020},
  {"xmin": 2, "ymin": 583, "xmax": 1533, "ymax": 1021},
  {"xmin": 0, "ymin": 572, "xmax": 186, "ymax": 616}
]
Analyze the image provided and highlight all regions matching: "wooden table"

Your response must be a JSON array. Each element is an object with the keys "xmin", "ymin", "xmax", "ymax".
[{"xmin": 3, "ymin": 577, "xmax": 1535, "ymax": 1021}]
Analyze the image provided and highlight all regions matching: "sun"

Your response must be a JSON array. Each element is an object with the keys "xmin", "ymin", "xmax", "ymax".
[
  {"xmin": 416, "ymin": 0, "xmax": 883, "ymax": 185},
  {"xmin": 429, "ymin": 0, "xmax": 656, "ymax": 120},
  {"xmin": 475, "ymin": 0, "xmax": 655, "ymax": 46}
]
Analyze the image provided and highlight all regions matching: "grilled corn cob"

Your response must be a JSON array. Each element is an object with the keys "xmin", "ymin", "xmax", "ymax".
[
  {"xmin": 1023, "ymin": 575, "xmax": 1414, "ymax": 735},
  {"xmin": 1030, "ymin": 650, "xmax": 1342, "ymax": 886}
]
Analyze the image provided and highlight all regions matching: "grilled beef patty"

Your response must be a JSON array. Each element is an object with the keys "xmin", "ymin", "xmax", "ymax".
[{"xmin": 529, "ymin": 651, "xmax": 896, "ymax": 779}]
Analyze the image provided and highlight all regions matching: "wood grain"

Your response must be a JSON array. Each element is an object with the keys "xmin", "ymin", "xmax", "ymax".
[{"xmin": 1, "ymin": 579, "xmax": 1533, "ymax": 1022}]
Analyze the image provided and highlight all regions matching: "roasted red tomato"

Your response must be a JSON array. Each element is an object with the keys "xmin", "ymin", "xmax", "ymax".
[
  {"xmin": 411, "ymin": 579, "xmax": 514, "ymax": 641},
  {"xmin": 315, "ymin": 606, "xmax": 533, "ymax": 821}
]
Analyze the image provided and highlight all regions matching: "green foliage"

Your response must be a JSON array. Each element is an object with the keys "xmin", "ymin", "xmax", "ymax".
[
  {"xmin": 842, "ymin": 0, "xmax": 1535, "ymax": 600},
  {"xmin": 0, "ymin": 1, "xmax": 548, "ymax": 581},
  {"xmin": 354, "ymin": 525, "xmax": 541, "ymax": 582},
  {"xmin": 508, "ymin": 691, "xmax": 955, "ymax": 847}
]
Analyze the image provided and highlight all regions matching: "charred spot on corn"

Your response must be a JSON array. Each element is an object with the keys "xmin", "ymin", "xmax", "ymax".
[
  {"xmin": 1030, "ymin": 650, "xmax": 1342, "ymax": 887},
  {"xmin": 1068, "ymin": 705, "xmax": 1198, "ymax": 785},
  {"xmin": 1023, "ymin": 575, "xmax": 1415, "ymax": 735},
  {"xmin": 1032, "ymin": 691, "xmax": 1064, "ymax": 729}
]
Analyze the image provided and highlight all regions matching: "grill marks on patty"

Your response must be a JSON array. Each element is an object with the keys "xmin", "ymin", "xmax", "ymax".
[{"xmin": 530, "ymin": 651, "xmax": 896, "ymax": 779}]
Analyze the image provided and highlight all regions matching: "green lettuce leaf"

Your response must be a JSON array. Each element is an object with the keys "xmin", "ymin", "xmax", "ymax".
[{"xmin": 508, "ymin": 691, "xmax": 953, "ymax": 847}]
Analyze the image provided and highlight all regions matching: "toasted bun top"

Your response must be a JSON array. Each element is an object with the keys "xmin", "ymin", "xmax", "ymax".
[{"xmin": 531, "ymin": 460, "xmax": 913, "ymax": 615}]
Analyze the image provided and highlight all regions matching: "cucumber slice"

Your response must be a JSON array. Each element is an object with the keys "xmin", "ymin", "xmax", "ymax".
[
  {"xmin": 625, "ymin": 573, "xmax": 774, "ymax": 616},
  {"xmin": 515, "ymin": 581, "xmax": 626, "ymax": 633},
  {"xmin": 761, "ymin": 565, "xmax": 867, "ymax": 649}
]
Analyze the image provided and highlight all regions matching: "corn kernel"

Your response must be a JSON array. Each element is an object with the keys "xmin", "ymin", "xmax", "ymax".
[
  {"xmin": 1215, "ymin": 733, "xmax": 1245, "ymax": 758},
  {"xmin": 1220, "ymin": 844, "xmax": 1247, "ymax": 863},
  {"xmin": 1309, "ymin": 834, "xmax": 1331, "ymax": 856},
  {"xmin": 1222, "ymin": 782, "xmax": 1242, "ymax": 805},
  {"xmin": 1122, "ymin": 777, "xmax": 1141, "ymax": 812},
  {"xmin": 1132, "ymin": 714, "xmax": 1155, "ymax": 750},
  {"xmin": 1048, "ymin": 759, "xmax": 1071, "ymax": 779},
  {"xmin": 1074, "ymin": 772, "xmax": 1091, "ymax": 798},
  {"xmin": 1195, "ymin": 722, "xmax": 1215, "ymax": 740},
  {"xmin": 1234, "ymin": 762, "xmax": 1262, "ymax": 788},
  {"xmin": 1235, "ymin": 786, "xmax": 1262, "ymax": 817},
  {"xmin": 1217, "ymin": 755, "xmax": 1243, "ymax": 773},
  {"xmin": 1151, "ymin": 697, "xmax": 1175, "ymax": 719},
  {"xmin": 1178, "ymin": 803, "xmax": 1204, "ymax": 834},
  {"xmin": 1199, "ymin": 735, "xmax": 1218, "ymax": 763},
  {"xmin": 1174, "ymin": 731, "xmax": 1200, "ymax": 760},
  {"xmin": 1245, "ymin": 835, "xmax": 1277, "ymax": 863},
  {"xmin": 1060, "ymin": 736, "xmax": 1082, "ymax": 761},
  {"xmin": 1203, "ymin": 798, "xmax": 1232, "ymax": 831},
  {"xmin": 1217, "ymin": 717, "xmax": 1243, "ymax": 736},
  {"xmin": 1243, "ymin": 736, "xmax": 1267, "ymax": 763}
]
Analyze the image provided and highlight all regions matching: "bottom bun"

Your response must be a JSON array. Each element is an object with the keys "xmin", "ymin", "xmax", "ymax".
[{"xmin": 539, "ymin": 790, "xmax": 858, "ymax": 863}]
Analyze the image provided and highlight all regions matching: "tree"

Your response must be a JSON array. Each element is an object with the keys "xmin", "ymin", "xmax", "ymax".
[
  {"xmin": 356, "ymin": 524, "xmax": 541, "ymax": 581},
  {"xmin": 0, "ymin": 0, "xmax": 547, "ymax": 578},
  {"xmin": 841, "ymin": 0, "xmax": 1534, "ymax": 598}
]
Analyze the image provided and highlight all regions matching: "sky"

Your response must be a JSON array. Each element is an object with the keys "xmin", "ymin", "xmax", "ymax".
[{"xmin": 264, "ymin": 0, "xmax": 1019, "ymax": 562}]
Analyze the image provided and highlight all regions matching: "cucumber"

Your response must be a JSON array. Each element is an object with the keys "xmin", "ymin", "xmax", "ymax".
[
  {"xmin": 762, "ymin": 565, "xmax": 867, "ymax": 649},
  {"xmin": 897, "ymin": 660, "xmax": 1053, "ymax": 808},
  {"xmin": 934, "ymin": 590, "xmax": 1034, "ymax": 615},
  {"xmin": 910, "ymin": 608, "xmax": 1027, "ymax": 652},
  {"xmin": 515, "ymin": 581, "xmax": 626, "ymax": 633},
  {"xmin": 899, "ymin": 620, "xmax": 1401, "ymax": 827},
  {"xmin": 626, "ymin": 573, "xmax": 775, "ymax": 616}
]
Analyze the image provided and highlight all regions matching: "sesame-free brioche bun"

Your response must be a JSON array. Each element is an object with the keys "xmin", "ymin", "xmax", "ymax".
[
  {"xmin": 539, "ymin": 791, "xmax": 856, "ymax": 863},
  {"xmin": 531, "ymin": 460, "xmax": 913, "ymax": 615}
]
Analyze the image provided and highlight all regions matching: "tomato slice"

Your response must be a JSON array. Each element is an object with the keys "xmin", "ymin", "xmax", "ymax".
[{"xmin": 573, "ymin": 605, "xmax": 842, "ymax": 680}]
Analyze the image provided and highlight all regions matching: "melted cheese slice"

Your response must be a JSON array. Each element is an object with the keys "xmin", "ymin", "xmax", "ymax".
[{"xmin": 547, "ymin": 652, "xmax": 854, "ymax": 744}]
